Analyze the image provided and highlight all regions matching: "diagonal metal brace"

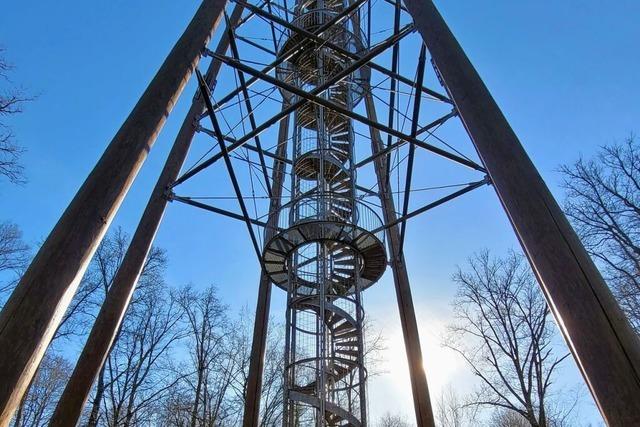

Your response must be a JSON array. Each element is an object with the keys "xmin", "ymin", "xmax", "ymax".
[
  {"xmin": 195, "ymin": 69, "xmax": 263, "ymax": 261},
  {"xmin": 214, "ymin": 49, "xmax": 486, "ymax": 172},
  {"xmin": 172, "ymin": 23, "xmax": 417, "ymax": 188}
]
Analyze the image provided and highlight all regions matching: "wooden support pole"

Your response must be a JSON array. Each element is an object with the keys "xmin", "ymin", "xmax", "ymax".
[
  {"xmin": 402, "ymin": 1, "xmax": 640, "ymax": 424},
  {"xmin": 242, "ymin": 108, "xmax": 290, "ymax": 427},
  {"xmin": 0, "ymin": 0, "xmax": 228, "ymax": 424},
  {"xmin": 48, "ymin": 4, "xmax": 242, "ymax": 426},
  {"xmin": 363, "ymin": 92, "xmax": 436, "ymax": 427}
]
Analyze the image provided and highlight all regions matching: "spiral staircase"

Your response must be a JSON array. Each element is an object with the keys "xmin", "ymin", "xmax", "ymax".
[{"xmin": 262, "ymin": 0, "xmax": 386, "ymax": 425}]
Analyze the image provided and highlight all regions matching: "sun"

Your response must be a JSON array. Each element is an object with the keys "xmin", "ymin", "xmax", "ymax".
[{"xmin": 381, "ymin": 318, "xmax": 465, "ymax": 399}]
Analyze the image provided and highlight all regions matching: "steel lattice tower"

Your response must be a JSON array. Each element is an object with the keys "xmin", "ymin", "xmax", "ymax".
[{"xmin": 0, "ymin": 0, "xmax": 639, "ymax": 426}]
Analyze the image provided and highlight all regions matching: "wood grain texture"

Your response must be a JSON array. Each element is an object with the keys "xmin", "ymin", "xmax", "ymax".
[
  {"xmin": 0, "ymin": 1, "xmax": 228, "ymax": 424},
  {"xmin": 48, "ymin": 4, "xmax": 237, "ymax": 426},
  {"xmin": 402, "ymin": 0, "xmax": 640, "ymax": 424}
]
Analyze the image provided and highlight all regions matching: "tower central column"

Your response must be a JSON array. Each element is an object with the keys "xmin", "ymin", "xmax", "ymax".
[{"xmin": 261, "ymin": 1, "xmax": 385, "ymax": 425}]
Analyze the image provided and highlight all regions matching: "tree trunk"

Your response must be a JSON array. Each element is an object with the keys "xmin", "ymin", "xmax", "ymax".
[
  {"xmin": 12, "ymin": 395, "xmax": 25, "ymax": 427},
  {"xmin": 190, "ymin": 365, "xmax": 204, "ymax": 427},
  {"xmin": 87, "ymin": 364, "xmax": 106, "ymax": 427}
]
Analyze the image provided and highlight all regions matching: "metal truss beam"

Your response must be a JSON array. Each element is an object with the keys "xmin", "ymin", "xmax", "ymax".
[
  {"xmin": 172, "ymin": 23, "xmax": 416, "ymax": 187},
  {"xmin": 236, "ymin": 34, "xmax": 276, "ymax": 55},
  {"xmin": 416, "ymin": 109, "xmax": 458, "ymax": 136},
  {"xmin": 234, "ymin": 0, "xmax": 452, "ymax": 103},
  {"xmin": 203, "ymin": 0, "xmax": 369, "ymax": 116},
  {"xmin": 371, "ymin": 177, "xmax": 490, "ymax": 235},
  {"xmin": 385, "ymin": 0, "xmax": 402, "ymax": 183},
  {"xmin": 213, "ymin": 44, "xmax": 486, "ymax": 172},
  {"xmin": 196, "ymin": 126, "xmax": 292, "ymax": 164},
  {"xmin": 168, "ymin": 194, "xmax": 271, "ymax": 229},
  {"xmin": 356, "ymin": 184, "xmax": 379, "ymax": 197},
  {"xmin": 399, "ymin": 45, "xmax": 427, "ymax": 253},
  {"xmin": 226, "ymin": 16, "xmax": 273, "ymax": 197},
  {"xmin": 354, "ymin": 109, "xmax": 457, "ymax": 169}
]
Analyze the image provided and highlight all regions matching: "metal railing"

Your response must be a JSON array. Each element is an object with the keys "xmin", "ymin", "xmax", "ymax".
[{"xmin": 272, "ymin": 193, "xmax": 385, "ymax": 244}]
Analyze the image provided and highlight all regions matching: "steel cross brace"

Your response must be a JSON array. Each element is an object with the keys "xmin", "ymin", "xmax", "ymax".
[
  {"xmin": 196, "ymin": 69, "xmax": 263, "ymax": 261},
  {"xmin": 196, "ymin": 126, "xmax": 293, "ymax": 165},
  {"xmin": 201, "ymin": 0, "xmax": 370, "ymax": 117},
  {"xmin": 370, "ymin": 177, "xmax": 491, "ymax": 235},
  {"xmin": 233, "ymin": 0, "xmax": 452, "ymax": 103},
  {"xmin": 353, "ymin": 109, "xmax": 458, "ymax": 169},
  {"xmin": 236, "ymin": 35, "xmax": 276, "ymax": 55},
  {"xmin": 226, "ymin": 13, "xmax": 273, "ymax": 197},
  {"xmin": 399, "ymin": 44, "xmax": 427, "ymax": 253},
  {"xmin": 212, "ymin": 44, "xmax": 485, "ymax": 172},
  {"xmin": 385, "ymin": 0, "xmax": 402, "ymax": 183},
  {"xmin": 172, "ymin": 23, "xmax": 418, "ymax": 188},
  {"xmin": 168, "ymin": 194, "xmax": 272, "ymax": 229}
]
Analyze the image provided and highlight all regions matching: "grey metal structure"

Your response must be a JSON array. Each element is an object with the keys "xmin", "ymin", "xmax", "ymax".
[
  {"xmin": 0, "ymin": 0, "xmax": 638, "ymax": 426},
  {"xmin": 260, "ymin": 0, "xmax": 383, "ymax": 423}
]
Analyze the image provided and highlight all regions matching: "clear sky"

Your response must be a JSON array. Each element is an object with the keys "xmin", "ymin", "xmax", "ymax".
[{"xmin": 1, "ymin": 0, "xmax": 639, "ymax": 425}]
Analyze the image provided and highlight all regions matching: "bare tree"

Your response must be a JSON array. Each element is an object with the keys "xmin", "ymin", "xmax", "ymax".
[
  {"xmin": 11, "ymin": 353, "xmax": 72, "ymax": 426},
  {"xmin": 0, "ymin": 221, "xmax": 29, "ymax": 297},
  {"xmin": 436, "ymin": 385, "xmax": 477, "ymax": 427},
  {"xmin": 376, "ymin": 412, "xmax": 412, "ymax": 427},
  {"xmin": 56, "ymin": 227, "xmax": 166, "ymax": 342},
  {"xmin": 79, "ymin": 229, "xmax": 167, "ymax": 426},
  {"xmin": 257, "ymin": 322, "xmax": 285, "ymax": 426},
  {"xmin": 444, "ymin": 251, "xmax": 571, "ymax": 427},
  {"xmin": 98, "ymin": 281, "xmax": 184, "ymax": 426},
  {"xmin": 174, "ymin": 285, "xmax": 235, "ymax": 426},
  {"xmin": 0, "ymin": 48, "xmax": 32, "ymax": 184},
  {"xmin": 560, "ymin": 136, "xmax": 640, "ymax": 330},
  {"xmin": 218, "ymin": 309, "xmax": 286, "ymax": 426},
  {"xmin": 491, "ymin": 409, "xmax": 531, "ymax": 427}
]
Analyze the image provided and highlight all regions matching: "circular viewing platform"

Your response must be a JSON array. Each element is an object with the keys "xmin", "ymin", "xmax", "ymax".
[{"xmin": 262, "ymin": 194, "xmax": 387, "ymax": 292}]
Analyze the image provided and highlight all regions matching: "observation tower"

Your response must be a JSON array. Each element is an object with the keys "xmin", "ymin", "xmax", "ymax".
[{"xmin": 1, "ymin": 0, "xmax": 638, "ymax": 426}]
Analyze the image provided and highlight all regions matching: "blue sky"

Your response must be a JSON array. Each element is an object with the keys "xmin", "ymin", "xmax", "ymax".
[{"xmin": 2, "ymin": 0, "xmax": 639, "ymax": 424}]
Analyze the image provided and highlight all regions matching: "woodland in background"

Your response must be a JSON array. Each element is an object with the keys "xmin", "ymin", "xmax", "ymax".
[
  {"xmin": 6, "ymin": 230, "xmax": 286, "ymax": 427},
  {"xmin": 561, "ymin": 136, "xmax": 640, "ymax": 331}
]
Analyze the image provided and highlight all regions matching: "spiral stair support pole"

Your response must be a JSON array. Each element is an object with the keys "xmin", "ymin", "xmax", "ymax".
[{"xmin": 262, "ymin": 0, "xmax": 386, "ymax": 424}]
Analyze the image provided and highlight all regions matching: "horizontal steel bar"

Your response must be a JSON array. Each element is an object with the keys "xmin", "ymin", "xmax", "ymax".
[
  {"xmin": 370, "ymin": 177, "xmax": 490, "ymax": 234},
  {"xmin": 169, "ymin": 194, "xmax": 271, "ymax": 228}
]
